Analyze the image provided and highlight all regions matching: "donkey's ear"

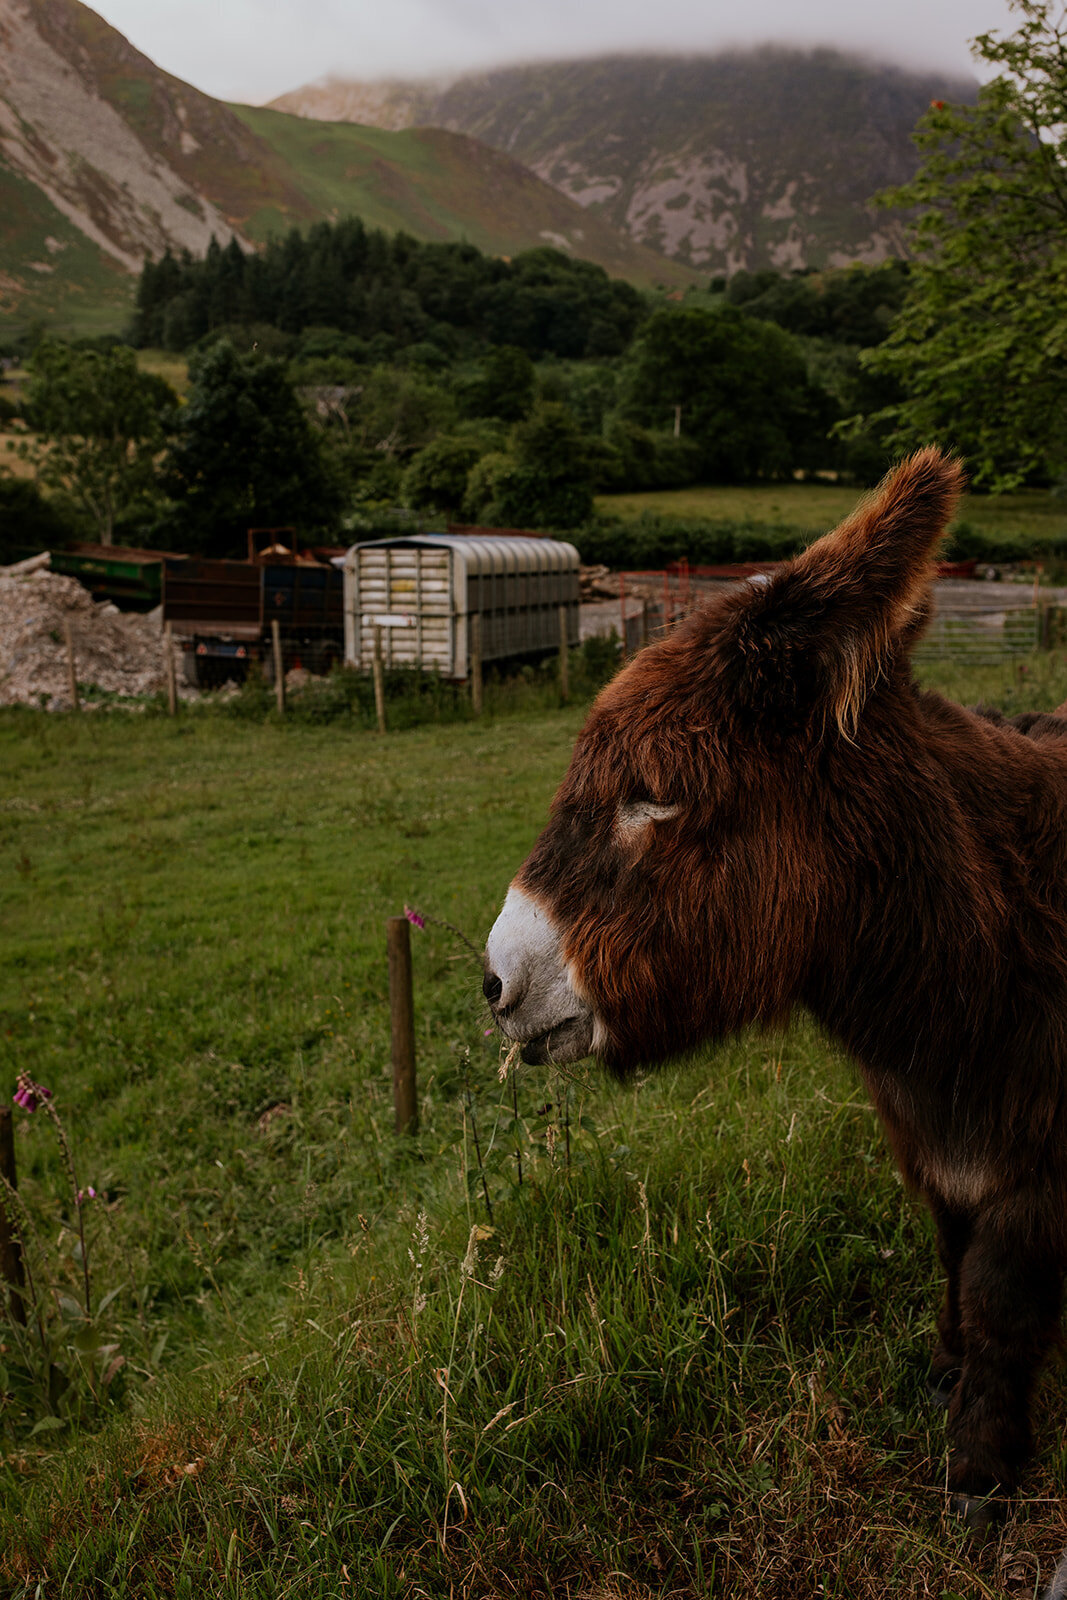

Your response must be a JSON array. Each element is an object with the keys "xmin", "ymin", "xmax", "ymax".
[{"xmin": 722, "ymin": 447, "xmax": 964, "ymax": 736}]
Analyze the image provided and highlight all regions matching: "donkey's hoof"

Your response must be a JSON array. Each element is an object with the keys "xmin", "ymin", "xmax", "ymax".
[{"xmin": 948, "ymin": 1489, "xmax": 1007, "ymax": 1530}]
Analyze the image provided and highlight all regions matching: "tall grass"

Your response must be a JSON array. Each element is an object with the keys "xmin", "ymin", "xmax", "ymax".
[{"xmin": 2, "ymin": 652, "xmax": 1067, "ymax": 1595}]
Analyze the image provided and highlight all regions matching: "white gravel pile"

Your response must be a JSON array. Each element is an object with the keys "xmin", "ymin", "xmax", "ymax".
[{"xmin": 0, "ymin": 568, "xmax": 170, "ymax": 708}]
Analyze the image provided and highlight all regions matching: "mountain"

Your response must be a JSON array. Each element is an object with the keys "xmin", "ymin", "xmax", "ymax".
[
  {"xmin": 271, "ymin": 51, "xmax": 979, "ymax": 274},
  {"xmin": 0, "ymin": 0, "xmax": 691, "ymax": 338},
  {"xmin": 228, "ymin": 107, "xmax": 698, "ymax": 288}
]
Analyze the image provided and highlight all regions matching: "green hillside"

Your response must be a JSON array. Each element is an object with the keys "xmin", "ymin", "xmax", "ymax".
[
  {"xmin": 28, "ymin": 0, "xmax": 319, "ymax": 233},
  {"xmin": 0, "ymin": 163, "xmax": 133, "ymax": 341},
  {"xmin": 232, "ymin": 106, "xmax": 699, "ymax": 290}
]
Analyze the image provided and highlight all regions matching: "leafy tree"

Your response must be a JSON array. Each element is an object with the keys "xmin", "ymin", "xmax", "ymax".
[
  {"xmin": 457, "ymin": 345, "xmax": 535, "ymax": 422},
  {"xmin": 596, "ymin": 420, "xmax": 703, "ymax": 492},
  {"xmin": 163, "ymin": 341, "xmax": 340, "ymax": 556},
  {"xmin": 20, "ymin": 342, "xmax": 176, "ymax": 545},
  {"xmin": 402, "ymin": 431, "xmax": 496, "ymax": 515},
  {"xmin": 864, "ymin": 1, "xmax": 1067, "ymax": 487},
  {"xmin": 725, "ymin": 262, "xmax": 910, "ymax": 346},
  {"xmin": 464, "ymin": 403, "xmax": 594, "ymax": 529},
  {"xmin": 351, "ymin": 366, "xmax": 456, "ymax": 459},
  {"xmin": 0, "ymin": 476, "xmax": 86, "ymax": 563},
  {"xmin": 536, "ymin": 360, "xmax": 619, "ymax": 435},
  {"xmin": 623, "ymin": 306, "xmax": 830, "ymax": 480},
  {"xmin": 134, "ymin": 227, "xmax": 648, "ymax": 361}
]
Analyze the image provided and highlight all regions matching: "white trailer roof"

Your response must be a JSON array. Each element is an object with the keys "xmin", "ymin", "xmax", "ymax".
[{"xmin": 345, "ymin": 533, "xmax": 580, "ymax": 576}]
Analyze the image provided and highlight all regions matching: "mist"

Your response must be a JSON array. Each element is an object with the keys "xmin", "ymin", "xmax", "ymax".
[{"xmin": 86, "ymin": 0, "xmax": 1014, "ymax": 104}]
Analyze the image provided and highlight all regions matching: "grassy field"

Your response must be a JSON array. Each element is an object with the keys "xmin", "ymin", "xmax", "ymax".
[
  {"xmin": 597, "ymin": 483, "xmax": 1067, "ymax": 544},
  {"xmin": 0, "ymin": 432, "xmax": 34, "ymax": 479},
  {"xmin": 3, "ymin": 660, "xmax": 1067, "ymax": 1597},
  {"xmin": 135, "ymin": 351, "xmax": 190, "ymax": 396},
  {"xmin": 1, "ymin": 354, "xmax": 184, "ymax": 491}
]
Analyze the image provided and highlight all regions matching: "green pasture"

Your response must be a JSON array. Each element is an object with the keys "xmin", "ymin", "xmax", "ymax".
[
  {"xmin": 135, "ymin": 350, "xmax": 190, "ymax": 396},
  {"xmin": 597, "ymin": 482, "xmax": 1067, "ymax": 547},
  {"xmin": 3, "ymin": 657, "xmax": 1067, "ymax": 1597}
]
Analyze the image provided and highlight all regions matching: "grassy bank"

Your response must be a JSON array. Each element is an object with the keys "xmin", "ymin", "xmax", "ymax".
[
  {"xmin": 3, "ymin": 656, "xmax": 1067, "ymax": 1596},
  {"xmin": 597, "ymin": 483, "xmax": 1067, "ymax": 545}
]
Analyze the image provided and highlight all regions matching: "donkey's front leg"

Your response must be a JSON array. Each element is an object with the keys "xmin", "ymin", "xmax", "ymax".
[
  {"xmin": 928, "ymin": 1200, "xmax": 972, "ymax": 1407},
  {"xmin": 946, "ymin": 1211, "xmax": 1065, "ymax": 1521}
]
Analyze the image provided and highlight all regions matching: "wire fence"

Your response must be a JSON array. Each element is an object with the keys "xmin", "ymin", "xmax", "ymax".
[{"xmin": 608, "ymin": 565, "xmax": 1067, "ymax": 667}]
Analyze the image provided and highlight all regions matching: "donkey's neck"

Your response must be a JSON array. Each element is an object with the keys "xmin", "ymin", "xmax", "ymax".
[{"xmin": 800, "ymin": 690, "xmax": 1067, "ymax": 1090}]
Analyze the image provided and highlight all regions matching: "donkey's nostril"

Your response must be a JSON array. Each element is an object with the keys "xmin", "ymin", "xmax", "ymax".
[{"xmin": 482, "ymin": 970, "xmax": 504, "ymax": 1006}]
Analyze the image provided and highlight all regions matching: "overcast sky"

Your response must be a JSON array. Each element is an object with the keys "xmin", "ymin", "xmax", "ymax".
[{"xmin": 87, "ymin": 0, "xmax": 1019, "ymax": 105}]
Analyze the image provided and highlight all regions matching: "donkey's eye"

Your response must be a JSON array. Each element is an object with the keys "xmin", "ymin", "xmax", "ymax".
[{"xmin": 616, "ymin": 799, "xmax": 681, "ymax": 831}]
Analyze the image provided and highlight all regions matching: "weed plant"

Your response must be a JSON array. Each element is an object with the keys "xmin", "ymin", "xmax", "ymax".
[
  {"xmin": 2, "ymin": 653, "xmax": 1067, "ymax": 1595},
  {"xmin": 1, "ymin": 1077, "xmax": 154, "ymax": 1443},
  {"xmin": 203, "ymin": 638, "xmax": 622, "ymax": 730}
]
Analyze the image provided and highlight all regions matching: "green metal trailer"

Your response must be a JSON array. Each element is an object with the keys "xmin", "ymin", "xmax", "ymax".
[{"xmin": 50, "ymin": 544, "xmax": 183, "ymax": 611}]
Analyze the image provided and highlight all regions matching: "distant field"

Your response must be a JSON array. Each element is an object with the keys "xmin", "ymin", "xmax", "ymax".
[
  {"xmin": 598, "ymin": 482, "xmax": 1067, "ymax": 541},
  {"xmin": 136, "ymin": 349, "xmax": 189, "ymax": 394},
  {"xmin": 0, "ymin": 431, "xmax": 34, "ymax": 478},
  {"xmin": 1, "ymin": 355, "xmax": 184, "ymax": 491},
  {"xmin": 4, "ymin": 658, "xmax": 1067, "ymax": 1595}
]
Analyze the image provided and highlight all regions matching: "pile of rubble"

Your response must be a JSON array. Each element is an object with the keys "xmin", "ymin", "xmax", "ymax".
[
  {"xmin": 579, "ymin": 564, "xmax": 614, "ymax": 600},
  {"xmin": 0, "ymin": 560, "xmax": 170, "ymax": 708}
]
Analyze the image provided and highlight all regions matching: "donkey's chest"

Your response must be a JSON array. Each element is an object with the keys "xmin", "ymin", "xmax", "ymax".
[
  {"xmin": 859, "ymin": 1064, "xmax": 1000, "ymax": 1207},
  {"xmin": 913, "ymin": 1150, "xmax": 998, "ymax": 1209}
]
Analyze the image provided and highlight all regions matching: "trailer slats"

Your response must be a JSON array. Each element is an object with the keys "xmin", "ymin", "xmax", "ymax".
[{"xmin": 344, "ymin": 534, "xmax": 580, "ymax": 679}]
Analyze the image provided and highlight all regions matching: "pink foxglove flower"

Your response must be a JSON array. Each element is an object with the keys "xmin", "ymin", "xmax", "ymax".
[
  {"xmin": 13, "ymin": 1074, "xmax": 52, "ymax": 1113},
  {"xmin": 403, "ymin": 905, "xmax": 426, "ymax": 931}
]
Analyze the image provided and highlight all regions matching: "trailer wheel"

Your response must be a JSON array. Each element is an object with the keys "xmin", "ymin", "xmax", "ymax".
[{"xmin": 191, "ymin": 655, "xmax": 251, "ymax": 690}]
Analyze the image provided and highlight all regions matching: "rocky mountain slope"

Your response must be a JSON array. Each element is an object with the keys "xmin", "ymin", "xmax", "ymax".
[
  {"xmin": 0, "ymin": 0, "xmax": 689, "ymax": 337},
  {"xmin": 230, "ymin": 106, "xmax": 697, "ymax": 288},
  {"xmin": 272, "ymin": 50, "xmax": 979, "ymax": 274}
]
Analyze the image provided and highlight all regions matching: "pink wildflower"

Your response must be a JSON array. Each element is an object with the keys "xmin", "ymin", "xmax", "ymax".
[
  {"xmin": 403, "ymin": 905, "xmax": 426, "ymax": 931},
  {"xmin": 76, "ymin": 1187, "xmax": 97, "ymax": 1206},
  {"xmin": 13, "ymin": 1074, "xmax": 52, "ymax": 1113}
]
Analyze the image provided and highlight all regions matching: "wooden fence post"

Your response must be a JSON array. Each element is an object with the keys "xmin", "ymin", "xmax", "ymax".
[
  {"xmin": 387, "ymin": 916, "xmax": 418, "ymax": 1135},
  {"xmin": 373, "ymin": 625, "xmax": 387, "ymax": 734},
  {"xmin": 271, "ymin": 619, "xmax": 286, "ymax": 715},
  {"xmin": 558, "ymin": 604, "xmax": 569, "ymax": 704},
  {"xmin": 470, "ymin": 612, "xmax": 483, "ymax": 716},
  {"xmin": 63, "ymin": 617, "xmax": 79, "ymax": 712},
  {"xmin": 0, "ymin": 1106, "xmax": 26, "ymax": 1326},
  {"xmin": 164, "ymin": 622, "xmax": 178, "ymax": 716},
  {"xmin": 619, "ymin": 573, "xmax": 627, "ymax": 665},
  {"xmin": 1039, "ymin": 601, "xmax": 1052, "ymax": 652}
]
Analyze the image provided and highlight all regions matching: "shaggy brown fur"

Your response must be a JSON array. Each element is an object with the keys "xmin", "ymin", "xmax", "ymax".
[{"xmin": 512, "ymin": 448, "xmax": 1067, "ymax": 1516}]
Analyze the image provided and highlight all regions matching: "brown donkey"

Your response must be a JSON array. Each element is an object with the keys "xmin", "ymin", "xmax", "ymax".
[{"xmin": 483, "ymin": 447, "xmax": 1067, "ymax": 1520}]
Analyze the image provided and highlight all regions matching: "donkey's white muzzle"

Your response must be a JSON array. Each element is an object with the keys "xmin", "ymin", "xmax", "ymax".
[{"xmin": 483, "ymin": 886, "xmax": 595, "ymax": 1065}]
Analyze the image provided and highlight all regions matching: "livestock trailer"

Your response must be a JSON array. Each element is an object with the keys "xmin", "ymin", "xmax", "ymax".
[{"xmin": 343, "ymin": 533, "xmax": 581, "ymax": 679}]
